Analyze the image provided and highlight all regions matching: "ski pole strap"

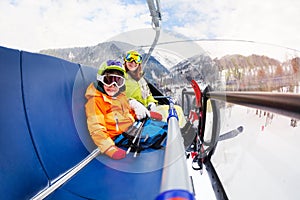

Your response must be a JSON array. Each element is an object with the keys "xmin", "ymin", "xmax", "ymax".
[{"xmin": 191, "ymin": 154, "xmax": 203, "ymax": 171}]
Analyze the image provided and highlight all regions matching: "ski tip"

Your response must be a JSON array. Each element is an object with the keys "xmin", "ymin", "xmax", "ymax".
[{"xmin": 237, "ymin": 126, "xmax": 244, "ymax": 133}]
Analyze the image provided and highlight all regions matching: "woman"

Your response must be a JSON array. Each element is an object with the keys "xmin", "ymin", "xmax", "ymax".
[
  {"xmin": 124, "ymin": 50, "xmax": 186, "ymax": 128},
  {"xmin": 123, "ymin": 50, "xmax": 158, "ymax": 118}
]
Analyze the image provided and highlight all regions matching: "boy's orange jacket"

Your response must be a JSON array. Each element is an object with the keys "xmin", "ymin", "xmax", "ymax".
[{"xmin": 85, "ymin": 83, "xmax": 136, "ymax": 153}]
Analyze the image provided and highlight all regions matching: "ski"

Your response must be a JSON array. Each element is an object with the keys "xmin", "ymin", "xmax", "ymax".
[
  {"xmin": 182, "ymin": 79, "xmax": 203, "ymax": 150},
  {"xmin": 187, "ymin": 79, "xmax": 205, "ymax": 173},
  {"xmin": 190, "ymin": 79, "xmax": 202, "ymax": 109}
]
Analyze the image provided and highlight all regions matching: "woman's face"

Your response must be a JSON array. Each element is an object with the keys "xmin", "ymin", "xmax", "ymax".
[{"xmin": 126, "ymin": 61, "xmax": 139, "ymax": 72}]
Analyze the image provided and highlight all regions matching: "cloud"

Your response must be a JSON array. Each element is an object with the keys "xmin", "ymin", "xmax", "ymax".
[
  {"xmin": 156, "ymin": 0, "xmax": 300, "ymax": 60},
  {"xmin": 161, "ymin": 0, "xmax": 300, "ymax": 51},
  {"xmin": 0, "ymin": 0, "xmax": 150, "ymax": 52}
]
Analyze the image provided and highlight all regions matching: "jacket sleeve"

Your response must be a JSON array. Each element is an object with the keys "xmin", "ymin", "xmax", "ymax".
[
  {"xmin": 126, "ymin": 77, "xmax": 157, "ymax": 106},
  {"xmin": 146, "ymin": 94, "xmax": 158, "ymax": 105},
  {"xmin": 85, "ymin": 98, "xmax": 114, "ymax": 153}
]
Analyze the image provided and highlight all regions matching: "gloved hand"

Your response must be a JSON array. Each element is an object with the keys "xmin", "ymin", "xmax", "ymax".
[
  {"xmin": 149, "ymin": 111, "xmax": 163, "ymax": 121},
  {"xmin": 147, "ymin": 102, "xmax": 156, "ymax": 111},
  {"xmin": 104, "ymin": 145, "xmax": 126, "ymax": 160},
  {"xmin": 129, "ymin": 99, "xmax": 150, "ymax": 120}
]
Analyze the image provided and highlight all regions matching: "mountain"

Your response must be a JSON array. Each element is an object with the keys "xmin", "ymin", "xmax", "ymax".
[
  {"xmin": 151, "ymin": 50, "xmax": 183, "ymax": 69},
  {"xmin": 168, "ymin": 53, "xmax": 219, "ymax": 84},
  {"xmin": 215, "ymin": 54, "xmax": 280, "ymax": 71},
  {"xmin": 40, "ymin": 41, "xmax": 300, "ymax": 92},
  {"xmin": 40, "ymin": 41, "xmax": 133, "ymax": 66},
  {"xmin": 40, "ymin": 41, "xmax": 169, "ymax": 83},
  {"xmin": 214, "ymin": 54, "xmax": 300, "ymax": 91}
]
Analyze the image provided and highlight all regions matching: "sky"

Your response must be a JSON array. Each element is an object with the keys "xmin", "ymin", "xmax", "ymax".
[{"xmin": 1, "ymin": 0, "xmax": 300, "ymax": 59}]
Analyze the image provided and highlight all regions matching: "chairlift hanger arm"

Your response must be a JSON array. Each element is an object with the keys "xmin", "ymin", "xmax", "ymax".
[
  {"xmin": 146, "ymin": 0, "xmax": 161, "ymax": 29},
  {"xmin": 143, "ymin": 0, "xmax": 162, "ymax": 67}
]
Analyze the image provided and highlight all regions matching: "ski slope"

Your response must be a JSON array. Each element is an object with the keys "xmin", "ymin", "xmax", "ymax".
[{"xmin": 212, "ymin": 105, "xmax": 300, "ymax": 199}]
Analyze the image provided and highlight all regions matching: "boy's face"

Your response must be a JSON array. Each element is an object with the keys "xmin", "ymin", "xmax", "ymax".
[{"xmin": 102, "ymin": 70, "xmax": 124, "ymax": 96}]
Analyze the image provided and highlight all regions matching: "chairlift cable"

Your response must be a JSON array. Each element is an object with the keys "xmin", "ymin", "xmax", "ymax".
[{"xmin": 139, "ymin": 38, "xmax": 300, "ymax": 53}]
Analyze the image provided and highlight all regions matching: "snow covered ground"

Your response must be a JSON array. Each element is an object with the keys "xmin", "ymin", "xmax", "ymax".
[
  {"xmin": 187, "ymin": 104, "xmax": 300, "ymax": 200},
  {"xmin": 187, "ymin": 160, "xmax": 216, "ymax": 200}
]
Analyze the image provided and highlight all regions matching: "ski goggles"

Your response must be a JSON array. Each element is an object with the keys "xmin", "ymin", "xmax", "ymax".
[
  {"xmin": 98, "ymin": 74, "xmax": 125, "ymax": 88},
  {"xmin": 124, "ymin": 52, "xmax": 142, "ymax": 64}
]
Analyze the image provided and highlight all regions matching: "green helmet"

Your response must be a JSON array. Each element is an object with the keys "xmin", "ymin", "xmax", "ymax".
[{"xmin": 97, "ymin": 60, "xmax": 125, "ymax": 81}]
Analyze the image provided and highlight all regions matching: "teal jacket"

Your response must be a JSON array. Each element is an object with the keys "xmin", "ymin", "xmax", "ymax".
[{"xmin": 125, "ymin": 74, "xmax": 157, "ymax": 107}]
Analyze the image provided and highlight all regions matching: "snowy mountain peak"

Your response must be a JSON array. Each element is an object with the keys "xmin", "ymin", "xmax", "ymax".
[{"xmin": 151, "ymin": 49, "xmax": 184, "ymax": 69}]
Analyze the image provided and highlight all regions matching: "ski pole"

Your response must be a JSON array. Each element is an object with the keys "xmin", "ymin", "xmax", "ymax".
[
  {"xmin": 125, "ymin": 121, "xmax": 140, "ymax": 137},
  {"xmin": 134, "ymin": 129, "xmax": 143, "ymax": 157},
  {"xmin": 133, "ymin": 117, "xmax": 150, "ymax": 157},
  {"xmin": 126, "ymin": 118, "xmax": 146, "ymax": 154}
]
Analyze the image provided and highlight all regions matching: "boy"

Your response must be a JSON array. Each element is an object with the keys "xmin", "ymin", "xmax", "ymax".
[{"xmin": 85, "ymin": 60, "xmax": 142, "ymax": 160}]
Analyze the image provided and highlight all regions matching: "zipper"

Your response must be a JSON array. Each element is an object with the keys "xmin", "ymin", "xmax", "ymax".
[{"xmin": 114, "ymin": 114, "xmax": 119, "ymax": 132}]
